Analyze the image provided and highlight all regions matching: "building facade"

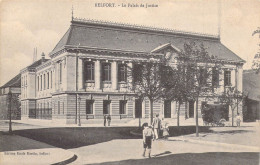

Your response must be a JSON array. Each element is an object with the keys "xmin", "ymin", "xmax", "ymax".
[{"xmin": 20, "ymin": 18, "xmax": 245, "ymax": 124}]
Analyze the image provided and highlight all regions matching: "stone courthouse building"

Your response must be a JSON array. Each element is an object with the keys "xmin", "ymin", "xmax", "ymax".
[{"xmin": 20, "ymin": 18, "xmax": 245, "ymax": 124}]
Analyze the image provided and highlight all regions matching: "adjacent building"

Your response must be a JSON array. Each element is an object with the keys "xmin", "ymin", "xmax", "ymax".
[
  {"xmin": 20, "ymin": 18, "xmax": 245, "ymax": 124},
  {"xmin": 0, "ymin": 74, "xmax": 21, "ymax": 120},
  {"xmin": 243, "ymin": 70, "xmax": 260, "ymax": 121}
]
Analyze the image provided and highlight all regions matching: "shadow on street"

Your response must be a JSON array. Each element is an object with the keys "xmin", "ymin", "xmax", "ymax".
[
  {"xmin": 88, "ymin": 152, "xmax": 259, "ymax": 165},
  {"xmin": 13, "ymin": 127, "xmax": 140, "ymax": 149},
  {"xmin": 11, "ymin": 126, "xmax": 212, "ymax": 149}
]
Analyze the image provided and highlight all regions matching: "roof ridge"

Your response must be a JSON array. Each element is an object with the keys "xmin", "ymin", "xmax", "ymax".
[{"xmin": 72, "ymin": 17, "xmax": 219, "ymax": 39}]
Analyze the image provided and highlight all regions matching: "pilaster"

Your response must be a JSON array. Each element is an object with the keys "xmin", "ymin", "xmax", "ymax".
[
  {"xmin": 95, "ymin": 60, "xmax": 101, "ymax": 90},
  {"xmin": 78, "ymin": 58, "xmax": 84, "ymax": 90}
]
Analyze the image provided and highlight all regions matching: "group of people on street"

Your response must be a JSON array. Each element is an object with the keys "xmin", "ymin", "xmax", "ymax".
[
  {"xmin": 142, "ymin": 114, "xmax": 169, "ymax": 158},
  {"xmin": 104, "ymin": 115, "xmax": 111, "ymax": 126}
]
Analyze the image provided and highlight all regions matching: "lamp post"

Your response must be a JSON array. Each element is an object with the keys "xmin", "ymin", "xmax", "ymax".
[
  {"xmin": 8, "ymin": 90, "xmax": 12, "ymax": 133},
  {"xmin": 78, "ymin": 96, "xmax": 81, "ymax": 126}
]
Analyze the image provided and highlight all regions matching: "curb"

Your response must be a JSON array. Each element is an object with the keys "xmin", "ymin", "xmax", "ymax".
[
  {"xmin": 170, "ymin": 137, "xmax": 260, "ymax": 151},
  {"xmin": 52, "ymin": 154, "xmax": 78, "ymax": 165},
  {"xmin": 130, "ymin": 130, "xmax": 142, "ymax": 136}
]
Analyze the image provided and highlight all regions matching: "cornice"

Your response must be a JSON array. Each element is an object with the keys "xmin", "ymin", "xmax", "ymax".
[
  {"xmin": 36, "ymin": 60, "xmax": 52, "ymax": 72},
  {"xmin": 49, "ymin": 45, "xmax": 163, "ymax": 59}
]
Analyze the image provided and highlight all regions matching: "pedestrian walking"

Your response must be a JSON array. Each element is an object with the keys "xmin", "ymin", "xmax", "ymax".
[
  {"xmin": 142, "ymin": 123, "xmax": 154, "ymax": 158},
  {"xmin": 236, "ymin": 113, "xmax": 241, "ymax": 127},
  {"xmin": 104, "ymin": 115, "xmax": 107, "ymax": 127},
  {"xmin": 152, "ymin": 113, "xmax": 161, "ymax": 139},
  {"xmin": 162, "ymin": 123, "xmax": 169, "ymax": 140},
  {"xmin": 107, "ymin": 115, "xmax": 111, "ymax": 126}
]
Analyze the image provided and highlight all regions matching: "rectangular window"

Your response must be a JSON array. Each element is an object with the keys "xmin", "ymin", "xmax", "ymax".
[
  {"xmin": 63, "ymin": 102, "xmax": 64, "ymax": 114},
  {"xmin": 47, "ymin": 72, "xmax": 49, "ymax": 89},
  {"xmin": 51, "ymin": 71, "xmax": 52, "ymax": 88},
  {"xmin": 37, "ymin": 76, "xmax": 39, "ymax": 91},
  {"xmin": 85, "ymin": 62, "xmax": 95, "ymax": 81},
  {"xmin": 103, "ymin": 100, "xmax": 110, "ymax": 114},
  {"xmin": 212, "ymin": 67, "xmax": 219, "ymax": 87},
  {"xmin": 118, "ymin": 64, "xmax": 127, "ymax": 82},
  {"xmin": 86, "ymin": 100, "xmax": 94, "ymax": 114},
  {"xmin": 47, "ymin": 102, "xmax": 49, "ymax": 114},
  {"xmin": 59, "ymin": 62, "xmax": 62, "ymax": 84},
  {"xmin": 44, "ymin": 74, "xmax": 46, "ymax": 90},
  {"xmin": 58, "ymin": 101, "xmax": 60, "ymax": 114},
  {"xmin": 119, "ymin": 100, "xmax": 127, "ymax": 114},
  {"xmin": 40, "ymin": 75, "xmax": 42, "ymax": 91},
  {"xmin": 43, "ymin": 102, "xmax": 45, "ymax": 114},
  {"xmin": 102, "ymin": 63, "xmax": 111, "ymax": 81},
  {"xmin": 133, "ymin": 64, "xmax": 142, "ymax": 83},
  {"xmin": 199, "ymin": 68, "xmax": 207, "ymax": 86},
  {"xmin": 224, "ymin": 70, "xmax": 231, "ymax": 86}
]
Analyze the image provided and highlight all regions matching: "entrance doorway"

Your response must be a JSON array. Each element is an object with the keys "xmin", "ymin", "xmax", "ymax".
[
  {"xmin": 103, "ymin": 100, "xmax": 111, "ymax": 114},
  {"xmin": 189, "ymin": 100, "xmax": 194, "ymax": 118},
  {"xmin": 135, "ymin": 99, "xmax": 142, "ymax": 118},
  {"xmin": 164, "ymin": 100, "xmax": 171, "ymax": 118}
]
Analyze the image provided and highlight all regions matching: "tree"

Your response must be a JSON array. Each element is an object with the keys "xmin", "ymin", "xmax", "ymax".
[
  {"xmin": 7, "ymin": 91, "xmax": 21, "ymax": 133},
  {"xmin": 219, "ymin": 87, "xmax": 245, "ymax": 126},
  {"xmin": 252, "ymin": 52, "xmax": 260, "ymax": 74},
  {"xmin": 132, "ymin": 60, "xmax": 166, "ymax": 125},
  {"xmin": 176, "ymin": 42, "xmax": 222, "ymax": 136},
  {"xmin": 163, "ymin": 59, "xmax": 193, "ymax": 126},
  {"xmin": 252, "ymin": 27, "xmax": 260, "ymax": 74}
]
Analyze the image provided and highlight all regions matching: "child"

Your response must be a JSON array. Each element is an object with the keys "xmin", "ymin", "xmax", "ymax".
[
  {"xmin": 162, "ymin": 123, "xmax": 169, "ymax": 140},
  {"xmin": 142, "ymin": 123, "xmax": 154, "ymax": 158}
]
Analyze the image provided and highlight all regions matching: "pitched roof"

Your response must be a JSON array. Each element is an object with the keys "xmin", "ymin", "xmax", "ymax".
[
  {"xmin": 21, "ymin": 58, "xmax": 50, "ymax": 72},
  {"xmin": 50, "ymin": 18, "xmax": 244, "ymax": 63},
  {"xmin": 1, "ymin": 73, "xmax": 21, "ymax": 88},
  {"xmin": 151, "ymin": 43, "xmax": 181, "ymax": 53},
  {"xmin": 28, "ymin": 59, "xmax": 49, "ymax": 68},
  {"xmin": 243, "ymin": 70, "xmax": 260, "ymax": 101}
]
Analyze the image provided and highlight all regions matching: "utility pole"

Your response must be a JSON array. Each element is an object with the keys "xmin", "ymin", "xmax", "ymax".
[
  {"xmin": 8, "ymin": 91, "xmax": 12, "ymax": 133},
  {"xmin": 78, "ymin": 96, "xmax": 81, "ymax": 126}
]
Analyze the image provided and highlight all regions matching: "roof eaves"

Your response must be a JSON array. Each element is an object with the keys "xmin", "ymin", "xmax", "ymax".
[{"xmin": 64, "ymin": 45, "xmax": 163, "ymax": 57}]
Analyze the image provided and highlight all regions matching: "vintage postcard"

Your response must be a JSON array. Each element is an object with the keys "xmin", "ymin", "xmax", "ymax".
[{"xmin": 0, "ymin": 0, "xmax": 259, "ymax": 164}]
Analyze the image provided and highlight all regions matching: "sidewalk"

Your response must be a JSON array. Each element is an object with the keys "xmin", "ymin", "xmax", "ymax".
[
  {"xmin": 2, "ymin": 117, "xmax": 204, "ymax": 129},
  {"xmin": 168, "ymin": 122, "xmax": 260, "ymax": 151},
  {"xmin": 0, "ymin": 133, "xmax": 76, "ymax": 165}
]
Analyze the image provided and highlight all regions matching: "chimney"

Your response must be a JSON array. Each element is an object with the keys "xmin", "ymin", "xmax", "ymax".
[{"xmin": 41, "ymin": 52, "xmax": 45, "ymax": 60}]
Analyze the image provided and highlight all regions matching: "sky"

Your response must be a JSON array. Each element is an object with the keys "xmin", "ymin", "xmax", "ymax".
[{"xmin": 0, "ymin": 0, "xmax": 259, "ymax": 86}]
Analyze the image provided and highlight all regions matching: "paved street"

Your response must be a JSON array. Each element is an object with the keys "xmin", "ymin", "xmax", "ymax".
[
  {"xmin": 174, "ymin": 123, "xmax": 260, "ymax": 147},
  {"xmin": 69, "ymin": 138, "xmax": 258, "ymax": 165},
  {"xmin": 0, "ymin": 120, "xmax": 259, "ymax": 165},
  {"xmin": 0, "ymin": 132, "xmax": 76, "ymax": 165}
]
